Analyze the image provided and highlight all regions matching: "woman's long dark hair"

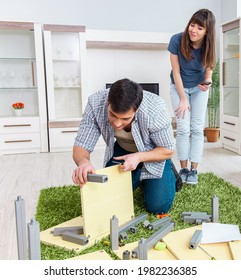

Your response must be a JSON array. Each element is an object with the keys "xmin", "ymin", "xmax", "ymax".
[{"xmin": 181, "ymin": 9, "xmax": 216, "ymax": 69}]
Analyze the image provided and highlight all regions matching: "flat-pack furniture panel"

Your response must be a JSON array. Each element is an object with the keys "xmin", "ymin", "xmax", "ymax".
[{"xmin": 81, "ymin": 165, "xmax": 134, "ymax": 239}]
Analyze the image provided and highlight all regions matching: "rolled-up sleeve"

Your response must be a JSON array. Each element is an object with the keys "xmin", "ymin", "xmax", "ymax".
[
  {"xmin": 151, "ymin": 121, "xmax": 175, "ymax": 151},
  {"xmin": 74, "ymin": 101, "xmax": 101, "ymax": 153}
]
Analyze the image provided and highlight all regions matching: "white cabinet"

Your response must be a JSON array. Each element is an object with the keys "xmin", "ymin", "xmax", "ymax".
[
  {"xmin": 0, "ymin": 21, "xmax": 48, "ymax": 154},
  {"xmin": 0, "ymin": 117, "xmax": 41, "ymax": 153},
  {"xmin": 43, "ymin": 24, "xmax": 87, "ymax": 152},
  {"xmin": 220, "ymin": 19, "xmax": 241, "ymax": 154}
]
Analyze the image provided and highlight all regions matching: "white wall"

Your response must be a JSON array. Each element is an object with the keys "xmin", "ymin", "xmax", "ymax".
[
  {"xmin": 0, "ymin": 0, "xmax": 221, "ymax": 33},
  {"xmin": 220, "ymin": 0, "xmax": 238, "ymax": 24},
  {"xmin": 85, "ymin": 30, "xmax": 174, "ymax": 114}
]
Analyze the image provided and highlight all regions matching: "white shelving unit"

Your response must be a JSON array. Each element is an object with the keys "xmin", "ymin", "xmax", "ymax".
[
  {"xmin": 220, "ymin": 18, "xmax": 241, "ymax": 155},
  {"xmin": 0, "ymin": 21, "xmax": 48, "ymax": 154},
  {"xmin": 43, "ymin": 24, "xmax": 87, "ymax": 152},
  {"xmin": 0, "ymin": 24, "xmax": 173, "ymax": 154}
]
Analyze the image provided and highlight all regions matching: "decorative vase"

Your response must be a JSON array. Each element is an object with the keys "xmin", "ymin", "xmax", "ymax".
[{"xmin": 14, "ymin": 109, "xmax": 23, "ymax": 117}]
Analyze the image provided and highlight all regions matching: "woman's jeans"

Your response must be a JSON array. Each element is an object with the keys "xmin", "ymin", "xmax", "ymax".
[
  {"xmin": 170, "ymin": 83, "xmax": 209, "ymax": 163},
  {"xmin": 105, "ymin": 142, "xmax": 176, "ymax": 214}
]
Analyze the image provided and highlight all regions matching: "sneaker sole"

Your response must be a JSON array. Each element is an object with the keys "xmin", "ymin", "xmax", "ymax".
[{"xmin": 186, "ymin": 181, "xmax": 198, "ymax": 185}]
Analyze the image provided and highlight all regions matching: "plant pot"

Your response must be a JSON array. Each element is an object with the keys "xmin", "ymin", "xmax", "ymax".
[
  {"xmin": 14, "ymin": 109, "xmax": 23, "ymax": 117},
  {"xmin": 204, "ymin": 127, "xmax": 220, "ymax": 142}
]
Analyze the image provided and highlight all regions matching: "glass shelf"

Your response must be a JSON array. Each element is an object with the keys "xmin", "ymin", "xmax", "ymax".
[
  {"xmin": 44, "ymin": 24, "xmax": 86, "ymax": 152},
  {"xmin": 223, "ymin": 87, "xmax": 239, "ymax": 117},
  {"xmin": 54, "ymin": 86, "xmax": 81, "ymax": 89},
  {"xmin": 0, "ymin": 57, "xmax": 36, "ymax": 61},
  {"xmin": 0, "ymin": 114, "xmax": 39, "ymax": 118},
  {"xmin": 0, "ymin": 87, "xmax": 38, "ymax": 90},
  {"xmin": 53, "ymin": 59, "xmax": 80, "ymax": 62},
  {"xmin": 223, "ymin": 57, "xmax": 239, "ymax": 61},
  {"xmin": 222, "ymin": 22, "xmax": 240, "ymax": 117}
]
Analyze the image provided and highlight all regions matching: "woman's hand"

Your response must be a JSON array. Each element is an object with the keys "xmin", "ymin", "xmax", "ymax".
[
  {"xmin": 198, "ymin": 79, "xmax": 212, "ymax": 91},
  {"xmin": 175, "ymin": 99, "xmax": 190, "ymax": 119}
]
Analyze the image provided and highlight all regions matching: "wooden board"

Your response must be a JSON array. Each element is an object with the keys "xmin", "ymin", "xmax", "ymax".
[
  {"xmin": 40, "ymin": 216, "xmax": 117, "ymax": 252},
  {"xmin": 40, "ymin": 216, "xmax": 87, "ymax": 251},
  {"xmin": 163, "ymin": 225, "xmax": 232, "ymax": 260},
  {"xmin": 67, "ymin": 250, "xmax": 112, "ymax": 260},
  {"xmin": 40, "ymin": 216, "xmax": 111, "ymax": 252},
  {"xmin": 40, "ymin": 166, "xmax": 134, "ymax": 253},
  {"xmin": 229, "ymin": 240, "xmax": 241, "ymax": 260},
  {"xmin": 199, "ymin": 242, "xmax": 232, "ymax": 260},
  {"xmin": 81, "ymin": 165, "xmax": 134, "ymax": 239},
  {"xmin": 115, "ymin": 241, "xmax": 176, "ymax": 260}
]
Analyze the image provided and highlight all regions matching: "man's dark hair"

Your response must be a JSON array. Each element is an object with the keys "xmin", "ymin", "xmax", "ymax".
[{"xmin": 108, "ymin": 78, "xmax": 143, "ymax": 113}]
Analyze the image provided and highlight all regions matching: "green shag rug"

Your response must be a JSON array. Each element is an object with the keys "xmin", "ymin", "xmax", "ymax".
[{"xmin": 36, "ymin": 172, "xmax": 241, "ymax": 260}]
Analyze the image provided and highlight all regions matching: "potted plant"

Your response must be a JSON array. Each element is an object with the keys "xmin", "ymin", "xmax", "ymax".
[
  {"xmin": 12, "ymin": 102, "xmax": 24, "ymax": 117},
  {"xmin": 204, "ymin": 60, "xmax": 220, "ymax": 142}
]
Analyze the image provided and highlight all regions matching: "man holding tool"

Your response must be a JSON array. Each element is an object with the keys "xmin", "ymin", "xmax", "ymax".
[{"xmin": 72, "ymin": 78, "xmax": 176, "ymax": 214}]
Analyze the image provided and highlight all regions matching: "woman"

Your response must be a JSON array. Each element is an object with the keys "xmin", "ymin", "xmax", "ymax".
[{"xmin": 168, "ymin": 9, "xmax": 216, "ymax": 185}]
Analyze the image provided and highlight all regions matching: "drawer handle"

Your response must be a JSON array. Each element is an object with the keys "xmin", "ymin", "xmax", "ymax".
[
  {"xmin": 3, "ymin": 124, "xmax": 31, "ymax": 127},
  {"xmin": 224, "ymin": 121, "xmax": 235, "ymax": 126},
  {"xmin": 224, "ymin": 136, "xmax": 235, "ymax": 142},
  {"xmin": 61, "ymin": 130, "xmax": 78, "ymax": 133},
  {"xmin": 4, "ymin": 140, "xmax": 32, "ymax": 143}
]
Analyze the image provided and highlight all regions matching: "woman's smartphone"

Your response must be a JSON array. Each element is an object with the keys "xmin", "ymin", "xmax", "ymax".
[{"xmin": 200, "ymin": 80, "xmax": 212, "ymax": 85}]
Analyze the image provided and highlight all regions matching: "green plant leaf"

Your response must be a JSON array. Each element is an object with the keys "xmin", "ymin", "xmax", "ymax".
[{"xmin": 207, "ymin": 60, "xmax": 220, "ymax": 128}]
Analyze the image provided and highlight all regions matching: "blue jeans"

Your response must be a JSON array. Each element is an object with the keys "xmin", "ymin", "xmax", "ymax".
[
  {"xmin": 105, "ymin": 142, "xmax": 176, "ymax": 214},
  {"xmin": 170, "ymin": 83, "xmax": 209, "ymax": 163}
]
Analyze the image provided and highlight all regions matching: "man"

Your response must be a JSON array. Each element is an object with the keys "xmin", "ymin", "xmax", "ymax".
[{"xmin": 72, "ymin": 78, "xmax": 176, "ymax": 214}]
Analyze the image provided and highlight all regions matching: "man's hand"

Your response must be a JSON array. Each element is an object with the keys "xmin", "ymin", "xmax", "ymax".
[
  {"xmin": 113, "ymin": 153, "xmax": 140, "ymax": 172},
  {"xmin": 72, "ymin": 158, "xmax": 95, "ymax": 188}
]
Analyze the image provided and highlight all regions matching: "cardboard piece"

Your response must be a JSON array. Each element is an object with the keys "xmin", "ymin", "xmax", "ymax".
[
  {"xmin": 81, "ymin": 165, "xmax": 134, "ymax": 239},
  {"xmin": 201, "ymin": 223, "xmax": 241, "ymax": 244}
]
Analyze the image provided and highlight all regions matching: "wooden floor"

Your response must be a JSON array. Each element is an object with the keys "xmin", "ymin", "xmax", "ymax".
[{"xmin": 0, "ymin": 141, "xmax": 241, "ymax": 260}]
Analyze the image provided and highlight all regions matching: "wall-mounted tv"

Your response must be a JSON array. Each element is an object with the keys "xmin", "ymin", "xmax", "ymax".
[{"xmin": 106, "ymin": 83, "xmax": 159, "ymax": 95}]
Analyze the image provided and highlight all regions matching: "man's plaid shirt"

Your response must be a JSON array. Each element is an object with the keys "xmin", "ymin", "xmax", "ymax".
[{"xmin": 74, "ymin": 89, "xmax": 175, "ymax": 180}]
